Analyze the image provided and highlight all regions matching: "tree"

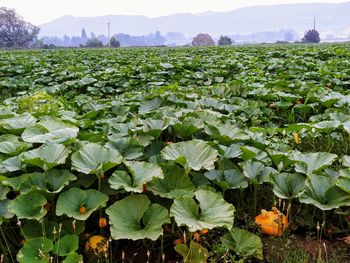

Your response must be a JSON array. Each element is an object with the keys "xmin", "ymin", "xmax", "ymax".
[
  {"xmin": 192, "ymin": 33, "xmax": 215, "ymax": 46},
  {"xmin": 0, "ymin": 7, "xmax": 40, "ymax": 48},
  {"xmin": 86, "ymin": 38, "xmax": 103, "ymax": 48},
  {"xmin": 109, "ymin": 37, "xmax": 120, "ymax": 47},
  {"xmin": 218, "ymin": 36, "xmax": 232, "ymax": 46},
  {"xmin": 302, "ymin": 29, "xmax": 320, "ymax": 43},
  {"xmin": 81, "ymin": 28, "xmax": 88, "ymax": 45}
]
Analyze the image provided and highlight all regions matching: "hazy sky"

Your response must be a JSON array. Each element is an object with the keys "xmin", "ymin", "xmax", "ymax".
[{"xmin": 0, "ymin": 0, "xmax": 347, "ymax": 24}]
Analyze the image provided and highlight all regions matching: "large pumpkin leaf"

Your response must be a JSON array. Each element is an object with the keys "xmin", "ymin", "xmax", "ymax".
[
  {"xmin": 0, "ymin": 183, "xmax": 9, "ymax": 200},
  {"xmin": 21, "ymin": 143, "xmax": 69, "ymax": 171},
  {"xmin": 147, "ymin": 164, "xmax": 195, "ymax": 198},
  {"xmin": 3, "ymin": 169, "xmax": 76, "ymax": 194},
  {"xmin": 71, "ymin": 143, "xmax": 123, "ymax": 176},
  {"xmin": 175, "ymin": 241, "xmax": 209, "ymax": 263},
  {"xmin": 0, "ymin": 135, "xmax": 31, "ymax": 156},
  {"xmin": 0, "ymin": 199, "xmax": 13, "ymax": 224},
  {"xmin": 22, "ymin": 119, "xmax": 79, "ymax": 144},
  {"xmin": 291, "ymin": 152, "xmax": 337, "ymax": 175},
  {"xmin": 299, "ymin": 174, "xmax": 350, "ymax": 210},
  {"xmin": 0, "ymin": 113, "xmax": 36, "ymax": 134},
  {"xmin": 8, "ymin": 191, "xmax": 47, "ymax": 220},
  {"xmin": 241, "ymin": 160, "xmax": 276, "ymax": 184},
  {"xmin": 221, "ymin": 228, "xmax": 263, "ymax": 260},
  {"xmin": 109, "ymin": 161, "xmax": 163, "ymax": 193},
  {"xmin": 53, "ymin": 234, "xmax": 79, "ymax": 256},
  {"xmin": 170, "ymin": 190, "xmax": 235, "ymax": 232},
  {"xmin": 17, "ymin": 237, "xmax": 53, "ymax": 263},
  {"xmin": 337, "ymin": 177, "xmax": 350, "ymax": 193},
  {"xmin": 173, "ymin": 117, "xmax": 204, "ymax": 138},
  {"xmin": 106, "ymin": 194, "xmax": 169, "ymax": 240},
  {"xmin": 1, "ymin": 155, "xmax": 22, "ymax": 172},
  {"xmin": 56, "ymin": 188, "xmax": 108, "ymax": 220},
  {"xmin": 205, "ymin": 168, "xmax": 248, "ymax": 190},
  {"xmin": 205, "ymin": 124, "xmax": 249, "ymax": 144},
  {"xmin": 161, "ymin": 139, "xmax": 218, "ymax": 173},
  {"xmin": 270, "ymin": 173, "xmax": 306, "ymax": 199}
]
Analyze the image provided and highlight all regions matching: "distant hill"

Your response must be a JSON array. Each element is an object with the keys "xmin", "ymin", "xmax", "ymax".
[{"xmin": 39, "ymin": 2, "xmax": 350, "ymax": 37}]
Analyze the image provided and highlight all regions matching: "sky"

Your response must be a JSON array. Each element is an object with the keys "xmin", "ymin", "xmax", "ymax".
[{"xmin": 0, "ymin": 0, "xmax": 348, "ymax": 25}]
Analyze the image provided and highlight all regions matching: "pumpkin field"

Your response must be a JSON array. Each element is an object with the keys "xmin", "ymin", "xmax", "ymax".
[{"xmin": 1, "ymin": 45, "xmax": 350, "ymax": 262}]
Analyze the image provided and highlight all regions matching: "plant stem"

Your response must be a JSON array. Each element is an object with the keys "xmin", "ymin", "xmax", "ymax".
[
  {"xmin": 253, "ymin": 184, "xmax": 258, "ymax": 216},
  {"xmin": 0, "ymin": 226, "xmax": 15, "ymax": 263}
]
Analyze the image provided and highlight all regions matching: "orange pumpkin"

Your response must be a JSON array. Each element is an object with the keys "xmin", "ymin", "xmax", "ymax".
[
  {"xmin": 85, "ymin": 235, "xmax": 109, "ymax": 255},
  {"xmin": 79, "ymin": 206, "xmax": 87, "ymax": 215},
  {"xmin": 255, "ymin": 207, "xmax": 288, "ymax": 236},
  {"xmin": 200, "ymin": 229, "xmax": 209, "ymax": 235},
  {"xmin": 99, "ymin": 217, "xmax": 108, "ymax": 228}
]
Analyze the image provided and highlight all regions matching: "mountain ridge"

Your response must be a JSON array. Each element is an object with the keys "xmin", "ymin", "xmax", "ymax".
[{"xmin": 39, "ymin": 2, "xmax": 350, "ymax": 37}]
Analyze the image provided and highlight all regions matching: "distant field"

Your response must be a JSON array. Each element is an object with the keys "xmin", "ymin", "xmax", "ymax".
[{"xmin": 1, "ymin": 44, "xmax": 350, "ymax": 262}]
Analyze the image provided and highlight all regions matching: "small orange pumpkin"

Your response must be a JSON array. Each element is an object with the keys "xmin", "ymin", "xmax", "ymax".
[
  {"xmin": 255, "ymin": 207, "xmax": 288, "ymax": 236},
  {"xmin": 192, "ymin": 232, "xmax": 200, "ymax": 241},
  {"xmin": 99, "ymin": 217, "xmax": 108, "ymax": 228},
  {"xmin": 174, "ymin": 238, "xmax": 184, "ymax": 245},
  {"xmin": 200, "ymin": 229, "xmax": 209, "ymax": 235},
  {"xmin": 79, "ymin": 206, "xmax": 87, "ymax": 215}
]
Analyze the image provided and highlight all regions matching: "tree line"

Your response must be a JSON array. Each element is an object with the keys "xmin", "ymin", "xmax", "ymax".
[{"xmin": 0, "ymin": 7, "xmax": 321, "ymax": 49}]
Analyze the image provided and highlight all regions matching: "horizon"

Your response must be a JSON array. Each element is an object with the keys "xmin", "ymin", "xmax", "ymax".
[{"xmin": 0, "ymin": 0, "xmax": 348, "ymax": 25}]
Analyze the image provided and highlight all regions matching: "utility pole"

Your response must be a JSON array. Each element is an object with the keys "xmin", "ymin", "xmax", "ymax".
[
  {"xmin": 313, "ymin": 17, "xmax": 316, "ymax": 30},
  {"xmin": 107, "ymin": 22, "xmax": 111, "ymax": 47}
]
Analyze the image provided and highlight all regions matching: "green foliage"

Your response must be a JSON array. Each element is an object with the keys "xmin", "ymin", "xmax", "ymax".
[
  {"xmin": 0, "ymin": 44, "xmax": 350, "ymax": 262},
  {"xmin": 192, "ymin": 33, "xmax": 215, "ymax": 46},
  {"xmin": 218, "ymin": 35, "xmax": 233, "ymax": 46},
  {"xmin": 221, "ymin": 227, "xmax": 263, "ymax": 260},
  {"xmin": 302, "ymin": 29, "xmax": 321, "ymax": 43},
  {"xmin": 0, "ymin": 7, "xmax": 40, "ymax": 48},
  {"xmin": 109, "ymin": 37, "xmax": 120, "ymax": 47},
  {"xmin": 85, "ymin": 38, "xmax": 103, "ymax": 48}
]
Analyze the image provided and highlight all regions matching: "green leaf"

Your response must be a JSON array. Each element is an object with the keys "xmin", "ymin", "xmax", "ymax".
[
  {"xmin": 109, "ymin": 161, "xmax": 164, "ymax": 193},
  {"xmin": 0, "ymin": 140, "xmax": 32, "ymax": 156},
  {"xmin": 106, "ymin": 137, "xmax": 143, "ymax": 160},
  {"xmin": 221, "ymin": 228, "xmax": 263, "ymax": 260},
  {"xmin": 241, "ymin": 160, "xmax": 274, "ymax": 184},
  {"xmin": 106, "ymin": 194, "xmax": 169, "ymax": 240},
  {"xmin": 56, "ymin": 188, "xmax": 108, "ymax": 220},
  {"xmin": 147, "ymin": 164, "xmax": 195, "ymax": 198},
  {"xmin": 21, "ymin": 143, "xmax": 69, "ymax": 171},
  {"xmin": 0, "ymin": 113, "xmax": 36, "ymax": 134},
  {"xmin": 173, "ymin": 117, "xmax": 204, "ymax": 138},
  {"xmin": 205, "ymin": 124, "xmax": 249, "ymax": 144},
  {"xmin": 270, "ymin": 173, "xmax": 306, "ymax": 199},
  {"xmin": 8, "ymin": 191, "xmax": 47, "ymax": 220},
  {"xmin": 62, "ymin": 252, "xmax": 83, "ymax": 263},
  {"xmin": 292, "ymin": 152, "xmax": 337, "ymax": 175},
  {"xmin": 161, "ymin": 139, "xmax": 218, "ymax": 173},
  {"xmin": 17, "ymin": 237, "xmax": 53, "ymax": 263},
  {"xmin": 54, "ymin": 234, "xmax": 79, "ymax": 256},
  {"xmin": 0, "ymin": 184, "xmax": 9, "ymax": 200},
  {"xmin": 175, "ymin": 241, "xmax": 209, "ymax": 263},
  {"xmin": 1, "ymin": 156, "xmax": 22, "ymax": 172},
  {"xmin": 3, "ymin": 170, "xmax": 76, "ymax": 194},
  {"xmin": 22, "ymin": 119, "xmax": 79, "ymax": 144},
  {"xmin": 205, "ymin": 168, "xmax": 248, "ymax": 190},
  {"xmin": 71, "ymin": 143, "xmax": 123, "ymax": 176},
  {"xmin": 170, "ymin": 190, "xmax": 235, "ymax": 232},
  {"xmin": 337, "ymin": 177, "xmax": 350, "ymax": 193},
  {"xmin": 0, "ymin": 200, "xmax": 13, "ymax": 224},
  {"xmin": 299, "ymin": 174, "xmax": 350, "ymax": 210}
]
